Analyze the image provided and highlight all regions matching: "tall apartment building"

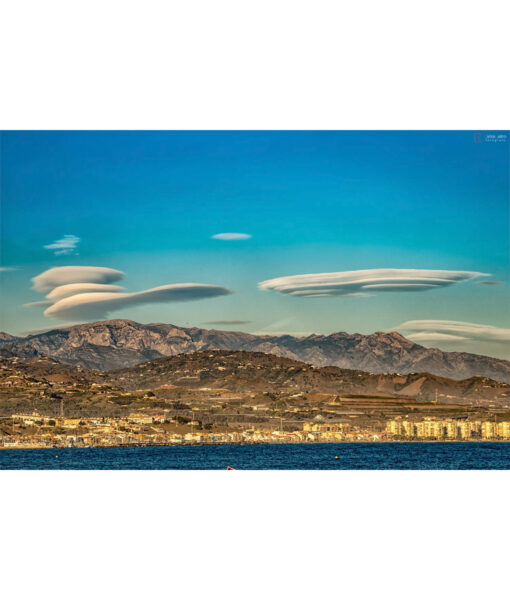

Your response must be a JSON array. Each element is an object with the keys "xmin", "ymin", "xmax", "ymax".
[
  {"xmin": 386, "ymin": 419, "xmax": 510, "ymax": 440},
  {"xmin": 481, "ymin": 422, "xmax": 498, "ymax": 439},
  {"xmin": 498, "ymin": 422, "xmax": 510, "ymax": 438}
]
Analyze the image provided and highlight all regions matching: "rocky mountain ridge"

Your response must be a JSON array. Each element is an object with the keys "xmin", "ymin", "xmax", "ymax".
[{"xmin": 1, "ymin": 319, "xmax": 510, "ymax": 383}]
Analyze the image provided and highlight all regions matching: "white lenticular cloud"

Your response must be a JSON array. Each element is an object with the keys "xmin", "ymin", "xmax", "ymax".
[
  {"xmin": 24, "ymin": 300, "xmax": 54, "ymax": 308},
  {"xmin": 44, "ymin": 234, "xmax": 81, "ymax": 255},
  {"xmin": 397, "ymin": 320, "xmax": 510, "ymax": 343},
  {"xmin": 28, "ymin": 265, "xmax": 233, "ymax": 322},
  {"xmin": 32, "ymin": 266, "xmax": 124, "ymax": 292},
  {"xmin": 211, "ymin": 233, "xmax": 252, "ymax": 240},
  {"xmin": 259, "ymin": 268, "xmax": 489, "ymax": 298},
  {"xmin": 44, "ymin": 283, "xmax": 233, "ymax": 321},
  {"xmin": 404, "ymin": 332, "xmax": 469, "ymax": 342},
  {"xmin": 46, "ymin": 283, "xmax": 125, "ymax": 301}
]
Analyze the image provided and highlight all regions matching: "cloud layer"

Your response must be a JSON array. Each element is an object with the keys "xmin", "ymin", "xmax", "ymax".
[
  {"xmin": 28, "ymin": 265, "xmax": 233, "ymax": 321},
  {"xmin": 44, "ymin": 284, "xmax": 233, "ymax": 320},
  {"xmin": 44, "ymin": 234, "xmax": 80, "ymax": 255},
  {"xmin": 259, "ymin": 269, "xmax": 489, "ymax": 298},
  {"xmin": 397, "ymin": 320, "xmax": 510, "ymax": 343},
  {"xmin": 46, "ymin": 283, "xmax": 125, "ymax": 301},
  {"xmin": 32, "ymin": 266, "xmax": 124, "ymax": 292},
  {"xmin": 211, "ymin": 233, "xmax": 251, "ymax": 240}
]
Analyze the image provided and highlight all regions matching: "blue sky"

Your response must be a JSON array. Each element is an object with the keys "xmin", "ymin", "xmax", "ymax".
[{"xmin": 1, "ymin": 131, "xmax": 509, "ymax": 358}]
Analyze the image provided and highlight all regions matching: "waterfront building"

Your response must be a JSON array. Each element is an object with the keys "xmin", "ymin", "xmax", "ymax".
[
  {"xmin": 482, "ymin": 422, "xmax": 498, "ymax": 439},
  {"xmin": 445, "ymin": 421, "xmax": 459, "ymax": 440},
  {"xmin": 459, "ymin": 421, "xmax": 481, "ymax": 439},
  {"xmin": 385, "ymin": 418, "xmax": 510, "ymax": 441},
  {"xmin": 386, "ymin": 420, "xmax": 404, "ymax": 436},
  {"xmin": 415, "ymin": 420, "xmax": 444, "ymax": 439},
  {"xmin": 401, "ymin": 421, "xmax": 416, "ymax": 437},
  {"xmin": 498, "ymin": 422, "xmax": 510, "ymax": 439}
]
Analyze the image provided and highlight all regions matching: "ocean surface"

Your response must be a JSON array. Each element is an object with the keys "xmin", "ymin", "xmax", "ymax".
[{"xmin": 1, "ymin": 442, "xmax": 510, "ymax": 469}]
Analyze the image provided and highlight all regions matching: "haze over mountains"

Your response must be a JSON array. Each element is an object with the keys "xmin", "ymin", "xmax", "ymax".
[{"xmin": 1, "ymin": 319, "xmax": 510, "ymax": 383}]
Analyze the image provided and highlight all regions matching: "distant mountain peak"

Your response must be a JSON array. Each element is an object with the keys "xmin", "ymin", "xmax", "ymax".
[{"xmin": 1, "ymin": 319, "xmax": 509, "ymax": 383}]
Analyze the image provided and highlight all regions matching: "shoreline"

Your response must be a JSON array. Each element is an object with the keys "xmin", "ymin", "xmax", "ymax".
[{"xmin": 2, "ymin": 439, "xmax": 510, "ymax": 450}]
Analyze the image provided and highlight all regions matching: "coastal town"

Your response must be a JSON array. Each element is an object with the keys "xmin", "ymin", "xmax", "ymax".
[
  {"xmin": 2, "ymin": 348, "xmax": 510, "ymax": 449},
  {"xmin": 1, "ymin": 412, "xmax": 510, "ymax": 448}
]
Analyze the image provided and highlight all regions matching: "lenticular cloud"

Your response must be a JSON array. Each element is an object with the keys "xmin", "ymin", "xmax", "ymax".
[
  {"xmin": 32, "ymin": 266, "xmax": 124, "ymax": 292},
  {"xmin": 258, "ymin": 268, "xmax": 489, "ymax": 298},
  {"xmin": 211, "ymin": 233, "xmax": 252, "ymax": 240},
  {"xmin": 397, "ymin": 320, "xmax": 510, "ymax": 343},
  {"xmin": 44, "ymin": 284, "xmax": 233, "ymax": 320},
  {"xmin": 28, "ymin": 266, "xmax": 233, "ymax": 321},
  {"xmin": 47, "ymin": 283, "xmax": 125, "ymax": 300}
]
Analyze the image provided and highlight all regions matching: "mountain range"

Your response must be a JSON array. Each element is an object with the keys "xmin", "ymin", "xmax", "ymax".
[
  {"xmin": 106, "ymin": 350, "xmax": 510, "ymax": 405},
  {"xmin": 1, "ymin": 319, "xmax": 510, "ymax": 383},
  {"xmin": 2, "ymin": 347, "xmax": 510, "ymax": 408}
]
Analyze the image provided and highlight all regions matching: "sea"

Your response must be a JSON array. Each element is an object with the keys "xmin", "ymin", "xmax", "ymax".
[{"xmin": 1, "ymin": 442, "xmax": 510, "ymax": 469}]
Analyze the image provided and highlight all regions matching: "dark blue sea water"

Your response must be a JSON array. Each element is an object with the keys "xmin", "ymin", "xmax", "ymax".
[{"xmin": 1, "ymin": 442, "xmax": 510, "ymax": 469}]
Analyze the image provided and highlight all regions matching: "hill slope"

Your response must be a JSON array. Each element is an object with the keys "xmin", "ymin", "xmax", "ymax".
[
  {"xmin": 1, "ymin": 350, "xmax": 510, "ymax": 411},
  {"xmin": 107, "ymin": 350, "xmax": 510, "ymax": 404}
]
